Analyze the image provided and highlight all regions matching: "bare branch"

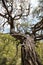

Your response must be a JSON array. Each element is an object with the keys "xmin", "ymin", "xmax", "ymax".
[
  {"xmin": 10, "ymin": 1, "xmax": 13, "ymax": 14},
  {"xmin": 0, "ymin": 13, "xmax": 8, "ymax": 19},
  {"xmin": 2, "ymin": 0, "xmax": 12, "ymax": 18},
  {"xmin": 13, "ymin": 4, "xmax": 30, "ymax": 20},
  {"xmin": 22, "ymin": 4, "xmax": 30, "ymax": 17},
  {"xmin": 14, "ymin": 13, "xmax": 22, "ymax": 20},
  {"xmin": 34, "ymin": 18, "xmax": 43, "ymax": 28},
  {"xmin": 2, "ymin": 22, "xmax": 7, "ymax": 27}
]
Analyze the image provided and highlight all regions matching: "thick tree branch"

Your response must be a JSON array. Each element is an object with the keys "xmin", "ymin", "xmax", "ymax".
[
  {"xmin": 11, "ymin": 32, "xmax": 26, "ymax": 40},
  {"xmin": 36, "ymin": 34, "xmax": 43, "ymax": 38},
  {"xmin": 34, "ymin": 18, "xmax": 43, "ymax": 28},
  {"xmin": 32, "ymin": 18, "xmax": 43, "ymax": 33},
  {"xmin": 33, "ymin": 26, "xmax": 43, "ymax": 33},
  {"xmin": 35, "ymin": 18, "xmax": 43, "ymax": 25},
  {"xmin": 35, "ymin": 37, "xmax": 43, "ymax": 41}
]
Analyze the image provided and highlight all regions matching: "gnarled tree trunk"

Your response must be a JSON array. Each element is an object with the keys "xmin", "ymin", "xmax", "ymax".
[
  {"xmin": 11, "ymin": 33, "xmax": 42, "ymax": 65},
  {"xmin": 21, "ymin": 35, "xmax": 42, "ymax": 65}
]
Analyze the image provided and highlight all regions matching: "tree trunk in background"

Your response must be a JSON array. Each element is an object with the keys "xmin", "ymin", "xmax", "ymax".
[
  {"xmin": 10, "ymin": 19, "xmax": 14, "ymax": 34},
  {"xmin": 21, "ymin": 35, "xmax": 42, "ymax": 65}
]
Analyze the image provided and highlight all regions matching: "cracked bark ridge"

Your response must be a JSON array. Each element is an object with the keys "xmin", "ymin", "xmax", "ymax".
[{"xmin": 21, "ymin": 35, "xmax": 42, "ymax": 65}]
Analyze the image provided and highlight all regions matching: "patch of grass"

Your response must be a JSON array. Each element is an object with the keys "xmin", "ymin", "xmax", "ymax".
[
  {"xmin": 0, "ymin": 33, "xmax": 21, "ymax": 65},
  {"xmin": 35, "ymin": 41, "xmax": 43, "ymax": 64}
]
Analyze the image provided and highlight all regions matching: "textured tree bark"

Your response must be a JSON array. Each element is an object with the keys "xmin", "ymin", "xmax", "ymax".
[
  {"xmin": 11, "ymin": 33, "xmax": 42, "ymax": 65},
  {"xmin": 21, "ymin": 35, "xmax": 42, "ymax": 65}
]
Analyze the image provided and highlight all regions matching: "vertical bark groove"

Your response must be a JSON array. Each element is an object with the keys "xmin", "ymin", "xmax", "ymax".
[{"xmin": 21, "ymin": 35, "xmax": 42, "ymax": 65}]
